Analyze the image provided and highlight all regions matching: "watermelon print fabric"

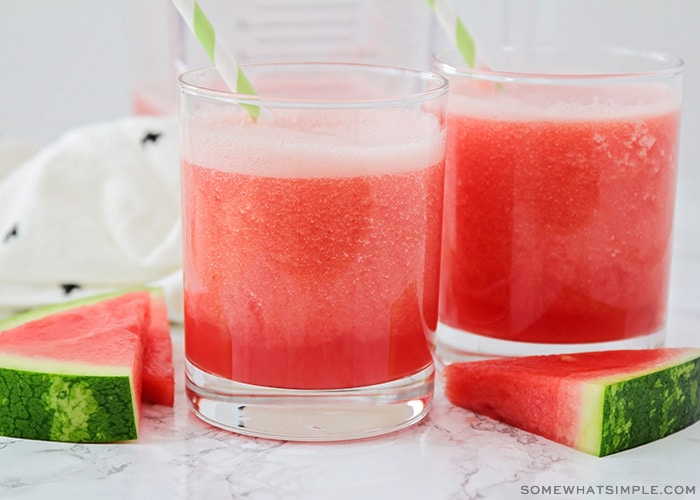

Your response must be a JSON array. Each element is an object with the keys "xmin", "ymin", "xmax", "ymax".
[{"xmin": 0, "ymin": 117, "xmax": 183, "ymax": 323}]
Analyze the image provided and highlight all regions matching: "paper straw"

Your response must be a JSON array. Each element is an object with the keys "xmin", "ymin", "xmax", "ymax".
[
  {"xmin": 171, "ymin": 0, "xmax": 259, "ymax": 118},
  {"xmin": 426, "ymin": 0, "xmax": 477, "ymax": 67}
]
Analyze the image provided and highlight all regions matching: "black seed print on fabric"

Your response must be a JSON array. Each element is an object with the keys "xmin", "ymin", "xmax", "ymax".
[
  {"xmin": 141, "ymin": 132, "xmax": 162, "ymax": 146},
  {"xmin": 61, "ymin": 283, "xmax": 82, "ymax": 295},
  {"xmin": 3, "ymin": 224, "xmax": 18, "ymax": 243}
]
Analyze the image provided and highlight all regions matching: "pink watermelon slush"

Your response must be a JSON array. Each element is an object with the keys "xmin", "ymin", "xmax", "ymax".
[
  {"xmin": 440, "ymin": 84, "xmax": 681, "ymax": 344},
  {"xmin": 182, "ymin": 109, "xmax": 445, "ymax": 389}
]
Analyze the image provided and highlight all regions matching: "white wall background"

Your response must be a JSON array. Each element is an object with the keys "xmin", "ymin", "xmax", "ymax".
[
  {"xmin": 2, "ymin": 0, "xmax": 699, "ymax": 141},
  {"xmin": 0, "ymin": 0, "xmax": 132, "ymax": 142}
]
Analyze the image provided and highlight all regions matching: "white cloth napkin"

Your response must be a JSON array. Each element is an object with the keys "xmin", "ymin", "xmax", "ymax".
[{"xmin": 0, "ymin": 116, "xmax": 184, "ymax": 323}]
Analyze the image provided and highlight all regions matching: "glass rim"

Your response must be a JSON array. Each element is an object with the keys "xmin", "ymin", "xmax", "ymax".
[
  {"xmin": 434, "ymin": 46, "xmax": 685, "ymax": 85},
  {"xmin": 178, "ymin": 62, "xmax": 449, "ymax": 109}
]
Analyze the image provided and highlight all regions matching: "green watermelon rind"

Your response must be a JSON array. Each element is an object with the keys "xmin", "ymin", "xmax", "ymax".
[
  {"xmin": 579, "ymin": 351, "xmax": 700, "ymax": 456},
  {"xmin": 0, "ymin": 366, "xmax": 137, "ymax": 442}
]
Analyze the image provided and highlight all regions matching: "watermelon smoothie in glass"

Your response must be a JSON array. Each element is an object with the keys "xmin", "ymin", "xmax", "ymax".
[
  {"xmin": 178, "ymin": 63, "xmax": 448, "ymax": 440},
  {"xmin": 434, "ymin": 47, "xmax": 684, "ymax": 363}
]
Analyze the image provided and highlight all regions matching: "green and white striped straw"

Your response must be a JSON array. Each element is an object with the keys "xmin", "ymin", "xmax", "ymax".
[
  {"xmin": 426, "ymin": 0, "xmax": 477, "ymax": 68},
  {"xmin": 171, "ymin": 0, "xmax": 259, "ymax": 118}
]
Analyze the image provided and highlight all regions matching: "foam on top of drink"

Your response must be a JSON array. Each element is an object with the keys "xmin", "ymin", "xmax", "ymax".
[
  {"xmin": 447, "ymin": 82, "xmax": 681, "ymax": 122},
  {"xmin": 184, "ymin": 107, "xmax": 445, "ymax": 178}
]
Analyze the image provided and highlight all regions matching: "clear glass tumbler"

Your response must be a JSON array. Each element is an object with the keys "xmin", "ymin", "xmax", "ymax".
[
  {"xmin": 434, "ymin": 47, "xmax": 684, "ymax": 363},
  {"xmin": 179, "ymin": 63, "xmax": 448, "ymax": 440}
]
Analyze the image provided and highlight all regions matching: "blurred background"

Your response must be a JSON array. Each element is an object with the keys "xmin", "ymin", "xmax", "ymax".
[
  {"xmin": 1, "ymin": 0, "xmax": 698, "ymax": 339},
  {"xmin": 2, "ymin": 0, "xmax": 698, "ymax": 141}
]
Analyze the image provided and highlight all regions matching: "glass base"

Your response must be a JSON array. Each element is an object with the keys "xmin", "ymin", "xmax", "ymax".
[
  {"xmin": 435, "ymin": 322, "xmax": 666, "ymax": 366},
  {"xmin": 185, "ymin": 360, "xmax": 434, "ymax": 442}
]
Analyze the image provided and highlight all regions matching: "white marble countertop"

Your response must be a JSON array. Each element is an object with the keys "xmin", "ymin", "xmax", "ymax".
[{"xmin": 2, "ymin": 211, "xmax": 699, "ymax": 500}]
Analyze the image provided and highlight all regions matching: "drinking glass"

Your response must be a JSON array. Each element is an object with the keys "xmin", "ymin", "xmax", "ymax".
[
  {"xmin": 179, "ymin": 63, "xmax": 448, "ymax": 440},
  {"xmin": 434, "ymin": 47, "xmax": 683, "ymax": 362}
]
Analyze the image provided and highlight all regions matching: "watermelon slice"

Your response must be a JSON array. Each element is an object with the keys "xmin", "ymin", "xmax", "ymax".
[
  {"xmin": 141, "ymin": 291, "xmax": 175, "ymax": 406},
  {"xmin": 0, "ymin": 288, "xmax": 174, "ymax": 407},
  {"xmin": 443, "ymin": 348, "xmax": 700, "ymax": 456},
  {"xmin": 0, "ymin": 291, "xmax": 153, "ymax": 442}
]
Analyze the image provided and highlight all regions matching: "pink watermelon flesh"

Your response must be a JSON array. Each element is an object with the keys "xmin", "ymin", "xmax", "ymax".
[
  {"xmin": 0, "ymin": 292, "xmax": 151, "ymax": 442},
  {"xmin": 142, "ymin": 292, "xmax": 174, "ymax": 406},
  {"xmin": 443, "ymin": 348, "xmax": 700, "ymax": 456},
  {"xmin": 0, "ymin": 288, "xmax": 174, "ymax": 407}
]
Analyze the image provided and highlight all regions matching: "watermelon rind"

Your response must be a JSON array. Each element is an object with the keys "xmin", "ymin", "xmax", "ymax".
[
  {"xmin": 0, "ymin": 352, "xmax": 134, "ymax": 376},
  {"xmin": 576, "ymin": 384, "xmax": 605, "ymax": 455},
  {"xmin": 0, "ymin": 366, "xmax": 137, "ymax": 442},
  {"xmin": 586, "ymin": 353, "xmax": 700, "ymax": 456}
]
